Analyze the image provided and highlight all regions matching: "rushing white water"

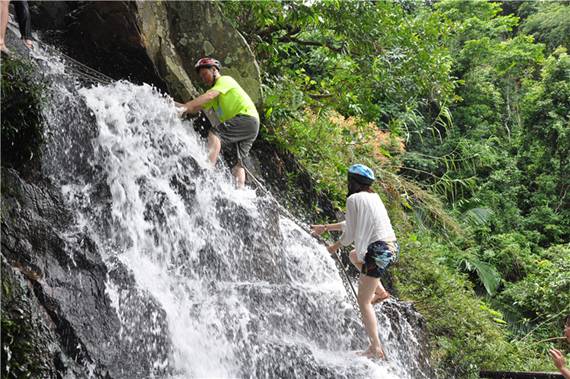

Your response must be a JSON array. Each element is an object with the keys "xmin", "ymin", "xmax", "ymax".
[{"xmin": 33, "ymin": 43, "xmax": 430, "ymax": 378}]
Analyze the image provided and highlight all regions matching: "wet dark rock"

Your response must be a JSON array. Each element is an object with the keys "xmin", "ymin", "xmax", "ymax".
[
  {"xmin": 233, "ymin": 284, "xmax": 362, "ymax": 350},
  {"xmin": 244, "ymin": 341, "xmax": 348, "ymax": 379},
  {"xmin": 380, "ymin": 301, "xmax": 435, "ymax": 378},
  {"xmin": 190, "ymin": 195, "xmax": 289, "ymax": 283},
  {"xmin": 1, "ymin": 168, "xmax": 171, "ymax": 378},
  {"xmin": 107, "ymin": 256, "xmax": 136, "ymax": 290},
  {"xmin": 1, "ymin": 255, "xmax": 71, "ymax": 378},
  {"xmin": 31, "ymin": 2, "xmax": 168, "ymax": 92}
]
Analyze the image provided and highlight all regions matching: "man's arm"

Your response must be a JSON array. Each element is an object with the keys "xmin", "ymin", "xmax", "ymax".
[{"xmin": 177, "ymin": 90, "xmax": 220, "ymax": 115}]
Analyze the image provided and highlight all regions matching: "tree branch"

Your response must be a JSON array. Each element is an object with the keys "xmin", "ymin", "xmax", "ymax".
[
  {"xmin": 258, "ymin": 25, "xmax": 301, "ymax": 40},
  {"xmin": 277, "ymin": 35, "xmax": 344, "ymax": 52},
  {"xmin": 308, "ymin": 93, "xmax": 334, "ymax": 100}
]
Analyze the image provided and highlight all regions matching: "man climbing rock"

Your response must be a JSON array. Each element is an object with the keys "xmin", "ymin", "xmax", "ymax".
[{"xmin": 176, "ymin": 57, "xmax": 259, "ymax": 188}]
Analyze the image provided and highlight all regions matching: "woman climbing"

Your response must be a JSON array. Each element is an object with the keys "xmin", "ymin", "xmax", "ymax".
[{"xmin": 311, "ymin": 164, "xmax": 399, "ymax": 359}]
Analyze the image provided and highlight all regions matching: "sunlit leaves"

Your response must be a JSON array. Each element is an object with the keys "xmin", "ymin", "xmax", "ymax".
[
  {"xmin": 522, "ymin": 2, "xmax": 570, "ymax": 52},
  {"xmin": 221, "ymin": 0, "xmax": 456, "ymax": 136}
]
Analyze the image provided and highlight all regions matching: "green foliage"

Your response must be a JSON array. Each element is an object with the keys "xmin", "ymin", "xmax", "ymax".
[
  {"xmin": 521, "ymin": 2, "xmax": 570, "ymax": 52},
  {"xmin": 260, "ymin": 105, "xmax": 463, "ymax": 235},
  {"xmin": 221, "ymin": 0, "xmax": 456, "ymax": 136},
  {"xmin": 519, "ymin": 47, "xmax": 570, "ymax": 245},
  {"xmin": 460, "ymin": 256, "xmax": 501, "ymax": 296},
  {"xmin": 394, "ymin": 233, "xmax": 551, "ymax": 378},
  {"xmin": 261, "ymin": 108, "xmax": 400, "ymax": 208},
  {"xmin": 1, "ymin": 55, "xmax": 45, "ymax": 172},
  {"xmin": 498, "ymin": 244, "xmax": 570, "ymax": 341},
  {"xmin": 480, "ymin": 233, "xmax": 535, "ymax": 282}
]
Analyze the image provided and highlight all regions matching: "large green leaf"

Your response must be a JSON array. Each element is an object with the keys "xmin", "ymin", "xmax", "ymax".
[
  {"xmin": 461, "ymin": 256, "xmax": 501, "ymax": 296},
  {"xmin": 462, "ymin": 207, "xmax": 494, "ymax": 226}
]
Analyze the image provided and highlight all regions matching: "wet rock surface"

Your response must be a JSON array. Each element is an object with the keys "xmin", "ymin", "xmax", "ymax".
[
  {"xmin": 1, "ymin": 168, "xmax": 171, "ymax": 378},
  {"xmin": 380, "ymin": 301, "xmax": 436, "ymax": 378}
]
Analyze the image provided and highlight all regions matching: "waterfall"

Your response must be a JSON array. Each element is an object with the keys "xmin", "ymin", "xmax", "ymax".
[{"xmin": 29, "ymin": 43, "xmax": 431, "ymax": 379}]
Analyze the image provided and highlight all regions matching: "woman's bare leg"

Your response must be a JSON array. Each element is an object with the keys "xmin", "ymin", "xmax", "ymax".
[
  {"xmin": 350, "ymin": 250, "xmax": 389, "ymax": 303},
  {"xmin": 357, "ymin": 274, "xmax": 385, "ymax": 359}
]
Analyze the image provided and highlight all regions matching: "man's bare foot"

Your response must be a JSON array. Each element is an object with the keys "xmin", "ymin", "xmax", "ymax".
[
  {"xmin": 0, "ymin": 41, "xmax": 9, "ymax": 53},
  {"xmin": 357, "ymin": 345, "xmax": 385, "ymax": 359},
  {"xmin": 372, "ymin": 290, "xmax": 390, "ymax": 304}
]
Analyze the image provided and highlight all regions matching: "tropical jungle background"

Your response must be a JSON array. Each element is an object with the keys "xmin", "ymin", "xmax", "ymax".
[{"xmin": 219, "ymin": 1, "xmax": 569, "ymax": 377}]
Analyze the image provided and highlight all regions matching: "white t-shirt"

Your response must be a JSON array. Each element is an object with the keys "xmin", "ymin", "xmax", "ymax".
[{"xmin": 339, "ymin": 191, "xmax": 397, "ymax": 262}]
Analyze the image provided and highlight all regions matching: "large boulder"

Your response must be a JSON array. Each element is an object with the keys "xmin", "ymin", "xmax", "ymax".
[
  {"xmin": 161, "ymin": 2, "xmax": 262, "ymax": 103},
  {"xmin": 31, "ymin": 1, "xmax": 262, "ymax": 103}
]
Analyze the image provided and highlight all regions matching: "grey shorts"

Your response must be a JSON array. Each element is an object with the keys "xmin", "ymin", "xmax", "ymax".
[{"xmin": 210, "ymin": 114, "xmax": 259, "ymax": 166}]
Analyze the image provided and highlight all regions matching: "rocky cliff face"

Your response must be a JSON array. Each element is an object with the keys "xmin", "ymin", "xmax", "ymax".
[{"xmin": 30, "ymin": 1, "xmax": 261, "ymax": 102}]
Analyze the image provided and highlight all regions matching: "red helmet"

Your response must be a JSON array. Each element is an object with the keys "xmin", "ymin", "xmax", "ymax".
[{"xmin": 194, "ymin": 57, "xmax": 221, "ymax": 72}]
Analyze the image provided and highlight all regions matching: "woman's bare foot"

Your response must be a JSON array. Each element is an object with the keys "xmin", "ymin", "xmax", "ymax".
[
  {"xmin": 23, "ymin": 39, "xmax": 33, "ymax": 49},
  {"xmin": 0, "ymin": 41, "xmax": 9, "ymax": 53},
  {"xmin": 372, "ymin": 289, "xmax": 390, "ymax": 304},
  {"xmin": 357, "ymin": 345, "xmax": 385, "ymax": 359}
]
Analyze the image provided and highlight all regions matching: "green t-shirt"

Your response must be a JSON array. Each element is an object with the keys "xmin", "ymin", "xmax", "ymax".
[{"xmin": 203, "ymin": 76, "xmax": 259, "ymax": 123}]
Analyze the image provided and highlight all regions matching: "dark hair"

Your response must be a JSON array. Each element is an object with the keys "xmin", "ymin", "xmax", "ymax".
[
  {"xmin": 347, "ymin": 176, "xmax": 374, "ymax": 198},
  {"xmin": 566, "ymin": 314, "xmax": 570, "ymax": 327}
]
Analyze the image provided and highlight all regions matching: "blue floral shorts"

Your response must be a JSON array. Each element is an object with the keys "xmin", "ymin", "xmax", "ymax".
[{"xmin": 361, "ymin": 240, "xmax": 400, "ymax": 278}]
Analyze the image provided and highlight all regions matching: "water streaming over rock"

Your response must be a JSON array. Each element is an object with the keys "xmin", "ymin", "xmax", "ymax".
[{"xmin": 29, "ymin": 44, "xmax": 432, "ymax": 378}]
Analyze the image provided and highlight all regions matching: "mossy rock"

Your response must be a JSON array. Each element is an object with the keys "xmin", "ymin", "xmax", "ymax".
[
  {"xmin": 1, "ymin": 54, "xmax": 45, "ymax": 176},
  {"xmin": 1, "ymin": 258, "xmax": 57, "ymax": 378}
]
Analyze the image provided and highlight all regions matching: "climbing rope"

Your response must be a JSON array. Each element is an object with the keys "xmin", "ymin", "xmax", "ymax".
[{"xmin": 38, "ymin": 41, "xmax": 115, "ymax": 85}]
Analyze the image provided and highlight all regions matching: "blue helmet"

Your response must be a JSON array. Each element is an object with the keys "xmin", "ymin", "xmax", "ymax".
[{"xmin": 348, "ymin": 164, "xmax": 375, "ymax": 185}]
